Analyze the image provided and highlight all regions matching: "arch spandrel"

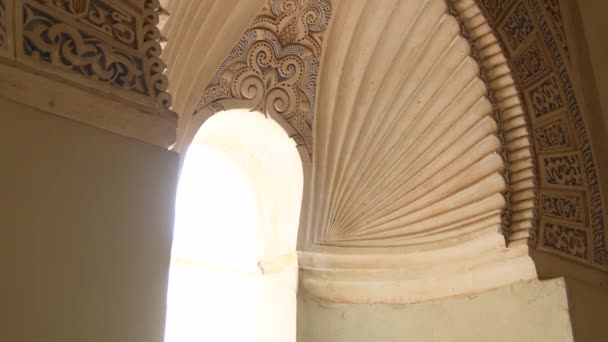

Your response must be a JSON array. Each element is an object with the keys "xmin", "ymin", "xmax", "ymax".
[{"xmin": 185, "ymin": 0, "xmax": 332, "ymax": 159}]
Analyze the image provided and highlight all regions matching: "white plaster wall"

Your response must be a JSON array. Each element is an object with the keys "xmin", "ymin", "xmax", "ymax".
[
  {"xmin": 0, "ymin": 97, "xmax": 179, "ymax": 342},
  {"xmin": 297, "ymin": 279, "xmax": 574, "ymax": 342}
]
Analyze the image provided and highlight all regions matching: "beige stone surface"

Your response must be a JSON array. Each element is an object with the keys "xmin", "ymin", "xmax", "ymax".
[
  {"xmin": 0, "ymin": 97, "xmax": 179, "ymax": 342},
  {"xmin": 297, "ymin": 278, "xmax": 574, "ymax": 342}
]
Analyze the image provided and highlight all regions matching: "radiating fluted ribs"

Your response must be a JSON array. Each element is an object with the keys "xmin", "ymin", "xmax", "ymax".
[
  {"xmin": 332, "ymin": 83, "xmax": 492, "ymax": 236},
  {"xmin": 312, "ymin": 0, "xmax": 509, "ymax": 248},
  {"xmin": 326, "ymin": 13, "xmax": 461, "ymax": 231},
  {"xmin": 323, "ymin": 0, "xmax": 436, "ymax": 240}
]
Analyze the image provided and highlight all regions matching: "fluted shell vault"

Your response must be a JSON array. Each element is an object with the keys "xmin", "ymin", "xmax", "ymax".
[
  {"xmin": 186, "ymin": 0, "xmax": 524, "ymax": 251},
  {"xmin": 166, "ymin": 0, "xmax": 607, "ymax": 277}
]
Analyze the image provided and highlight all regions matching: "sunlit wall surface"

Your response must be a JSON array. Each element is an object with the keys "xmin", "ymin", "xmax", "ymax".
[{"xmin": 164, "ymin": 110, "xmax": 303, "ymax": 342}]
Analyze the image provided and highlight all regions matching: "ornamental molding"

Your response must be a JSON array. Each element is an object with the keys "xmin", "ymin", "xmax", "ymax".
[
  {"xmin": 0, "ymin": 0, "xmax": 176, "ymax": 147},
  {"xmin": 449, "ymin": 0, "xmax": 537, "ymax": 248},
  {"xmin": 192, "ymin": 0, "xmax": 332, "ymax": 156},
  {"xmin": 474, "ymin": 0, "xmax": 608, "ymax": 271}
]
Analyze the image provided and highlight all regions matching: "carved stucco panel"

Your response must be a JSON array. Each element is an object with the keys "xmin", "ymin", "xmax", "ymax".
[
  {"xmin": 476, "ymin": 0, "xmax": 608, "ymax": 270},
  {"xmin": 12, "ymin": 0, "xmax": 172, "ymax": 114},
  {"xmin": 193, "ymin": 0, "xmax": 332, "ymax": 156}
]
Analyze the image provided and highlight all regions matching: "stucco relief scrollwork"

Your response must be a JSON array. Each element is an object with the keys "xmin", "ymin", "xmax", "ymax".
[
  {"xmin": 542, "ymin": 153, "xmax": 584, "ymax": 187},
  {"xmin": 0, "ymin": 0, "xmax": 6, "ymax": 49},
  {"xmin": 194, "ymin": 0, "xmax": 331, "ymax": 155},
  {"xmin": 23, "ymin": 4, "xmax": 148, "ymax": 94},
  {"xmin": 534, "ymin": 116, "xmax": 575, "ymax": 152},
  {"xmin": 14, "ymin": 0, "xmax": 173, "ymax": 113},
  {"xmin": 40, "ymin": 0, "xmax": 138, "ymax": 49},
  {"xmin": 542, "ymin": 222, "xmax": 588, "ymax": 260},
  {"xmin": 475, "ymin": 0, "xmax": 608, "ymax": 270},
  {"xmin": 0, "ymin": 0, "xmax": 13, "ymax": 58},
  {"xmin": 527, "ymin": 75, "xmax": 565, "ymax": 119},
  {"xmin": 500, "ymin": 2, "xmax": 535, "ymax": 51},
  {"xmin": 0, "ymin": 0, "xmax": 175, "ymax": 146},
  {"xmin": 142, "ymin": 0, "xmax": 172, "ymax": 110}
]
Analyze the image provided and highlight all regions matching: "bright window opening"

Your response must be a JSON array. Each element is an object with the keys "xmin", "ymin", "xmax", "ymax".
[{"xmin": 164, "ymin": 110, "xmax": 303, "ymax": 342}]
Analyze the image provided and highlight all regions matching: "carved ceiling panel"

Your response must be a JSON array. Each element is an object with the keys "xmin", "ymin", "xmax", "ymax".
[{"xmin": 476, "ymin": 0, "xmax": 608, "ymax": 271}]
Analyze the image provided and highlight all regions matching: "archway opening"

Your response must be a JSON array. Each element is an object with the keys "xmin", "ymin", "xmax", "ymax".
[{"xmin": 164, "ymin": 109, "xmax": 303, "ymax": 342}]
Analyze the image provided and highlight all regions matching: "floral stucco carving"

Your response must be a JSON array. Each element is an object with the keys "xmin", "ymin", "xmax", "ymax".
[{"xmin": 193, "ymin": 0, "xmax": 332, "ymax": 155}]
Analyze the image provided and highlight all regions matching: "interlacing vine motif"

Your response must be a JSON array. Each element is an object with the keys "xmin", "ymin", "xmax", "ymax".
[
  {"xmin": 23, "ymin": 3, "xmax": 147, "ymax": 94},
  {"xmin": 17, "ymin": 0, "xmax": 172, "ymax": 112},
  {"xmin": 40, "ymin": 0, "xmax": 138, "ymax": 49},
  {"xmin": 195, "ymin": 0, "xmax": 331, "ymax": 155},
  {"xmin": 540, "ymin": 192, "xmax": 585, "ymax": 225},
  {"xmin": 541, "ymin": 0, "xmax": 569, "ymax": 62}
]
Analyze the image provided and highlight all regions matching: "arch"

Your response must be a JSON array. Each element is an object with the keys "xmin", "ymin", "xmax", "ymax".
[
  {"xmin": 165, "ymin": 109, "xmax": 304, "ymax": 342},
  {"xmin": 178, "ymin": 101, "xmax": 312, "ymax": 164}
]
